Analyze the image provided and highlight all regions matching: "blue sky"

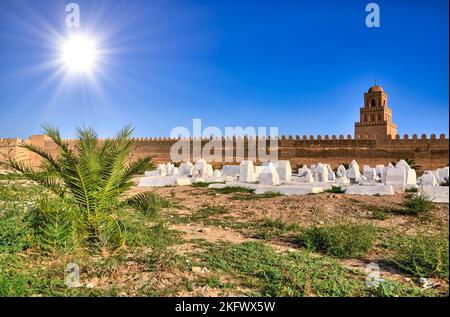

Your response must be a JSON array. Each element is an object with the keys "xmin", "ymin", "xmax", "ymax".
[{"xmin": 0, "ymin": 0, "xmax": 448, "ymax": 138}]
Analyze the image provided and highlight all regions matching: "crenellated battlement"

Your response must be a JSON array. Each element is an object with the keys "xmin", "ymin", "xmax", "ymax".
[{"xmin": 1, "ymin": 132, "xmax": 447, "ymax": 171}]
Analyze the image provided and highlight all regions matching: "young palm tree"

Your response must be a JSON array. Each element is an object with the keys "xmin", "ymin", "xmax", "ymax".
[{"xmin": 8, "ymin": 124, "xmax": 154, "ymax": 249}]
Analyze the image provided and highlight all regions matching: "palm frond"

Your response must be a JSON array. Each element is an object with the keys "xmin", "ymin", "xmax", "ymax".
[
  {"xmin": 18, "ymin": 142, "xmax": 61, "ymax": 174},
  {"xmin": 8, "ymin": 158, "xmax": 66, "ymax": 197}
]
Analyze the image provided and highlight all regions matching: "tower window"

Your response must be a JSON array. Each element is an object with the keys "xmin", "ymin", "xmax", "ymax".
[{"xmin": 370, "ymin": 99, "xmax": 376, "ymax": 107}]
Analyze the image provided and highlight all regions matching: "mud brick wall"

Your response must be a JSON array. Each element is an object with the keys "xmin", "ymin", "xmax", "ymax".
[{"xmin": 1, "ymin": 133, "xmax": 448, "ymax": 172}]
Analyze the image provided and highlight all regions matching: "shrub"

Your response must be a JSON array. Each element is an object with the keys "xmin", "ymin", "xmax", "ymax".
[
  {"xmin": 192, "ymin": 182, "xmax": 211, "ymax": 188},
  {"xmin": 405, "ymin": 187, "xmax": 418, "ymax": 193},
  {"xmin": 392, "ymin": 233, "xmax": 449, "ymax": 278},
  {"xmin": 402, "ymin": 192, "xmax": 434, "ymax": 215},
  {"xmin": 326, "ymin": 186, "xmax": 345, "ymax": 194},
  {"xmin": 298, "ymin": 224, "xmax": 377, "ymax": 258},
  {"xmin": 29, "ymin": 197, "xmax": 75, "ymax": 253},
  {"xmin": 261, "ymin": 217, "xmax": 299, "ymax": 231},
  {"xmin": 126, "ymin": 192, "xmax": 173, "ymax": 219},
  {"xmin": 372, "ymin": 210, "xmax": 390, "ymax": 221},
  {"xmin": 368, "ymin": 279, "xmax": 435, "ymax": 297}
]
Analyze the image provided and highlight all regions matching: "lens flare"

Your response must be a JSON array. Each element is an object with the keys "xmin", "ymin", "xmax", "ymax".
[{"xmin": 61, "ymin": 35, "xmax": 98, "ymax": 73}]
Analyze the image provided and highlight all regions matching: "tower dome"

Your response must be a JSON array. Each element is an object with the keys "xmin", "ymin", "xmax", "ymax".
[{"xmin": 368, "ymin": 85, "xmax": 384, "ymax": 93}]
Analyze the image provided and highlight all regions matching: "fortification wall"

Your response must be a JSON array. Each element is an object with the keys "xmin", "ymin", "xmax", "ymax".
[
  {"xmin": 1, "ymin": 133, "xmax": 448, "ymax": 171},
  {"xmin": 0, "ymin": 138, "xmax": 27, "ymax": 169}
]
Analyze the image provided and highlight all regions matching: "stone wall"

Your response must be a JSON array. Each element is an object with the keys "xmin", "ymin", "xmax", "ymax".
[{"xmin": 1, "ymin": 133, "xmax": 448, "ymax": 172}]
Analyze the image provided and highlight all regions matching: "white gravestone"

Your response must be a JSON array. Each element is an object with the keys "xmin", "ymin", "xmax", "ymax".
[
  {"xmin": 313, "ymin": 163, "xmax": 328, "ymax": 183},
  {"xmin": 381, "ymin": 163, "xmax": 394, "ymax": 184},
  {"xmin": 298, "ymin": 165, "xmax": 309, "ymax": 177},
  {"xmin": 157, "ymin": 164, "xmax": 167, "ymax": 176},
  {"xmin": 222, "ymin": 165, "xmax": 240, "ymax": 177},
  {"xmin": 346, "ymin": 160, "xmax": 361, "ymax": 182},
  {"xmin": 276, "ymin": 160, "xmax": 292, "ymax": 182},
  {"xmin": 385, "ymin": 166, "xmax": 406, "ymax": 192},
  {"xmin": 326, "ymin": 164, "xmax": 336, "ymax": 181},
  {"xmin": 259, "ymin": 162, "xmax": 280, "ymax": 186},
  {"xmin": 192, "ymin": 159, "xmax": 208, "ymax": 177},
  {"xmin": 363, "ymin": 165, "xmax": 376, "ymax": 181},
  {"xmin": 254, "ymin": 166, "xmax": 263, "ymax": 180},
  {"xmin": 420, "ymin": 172, "xmax": 437, "ymax": 186},
  {"xmin": 239, "ymin": 160, "xmax": 256, "ymax": 183},
  {"xmin": 336, "ymin": 175, "xmax": 350, "ymax": 185},
  {"xmin": 436, "ymin": 167, "xmax": 449, "ymax": 184},
  {"xmin": 395, "ymin": 160, "xmax": 417, "ymax": 185},
  {"xmin": 375, "ymin": 165, "xmax": 384, "ymax": 178},
  {"xmin": 179, "ymin": 162, "xmax": 193, "ymax": 176},
  {"xmin": 337, "ymin": 165, "xmax": 347, "ymax": 178}
]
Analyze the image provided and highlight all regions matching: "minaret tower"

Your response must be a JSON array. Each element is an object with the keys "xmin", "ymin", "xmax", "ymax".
[{"xmin": 354, "ymin": 84, "xmax": 397, "ymax": 139}]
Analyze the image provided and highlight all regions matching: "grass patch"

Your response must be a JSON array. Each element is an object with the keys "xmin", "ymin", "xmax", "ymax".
[
  {"xmin": 402, "ymin": 192, "xmax": 434, "ymax": 215},
  {"xmin": 372, "ymin": 210, "xmax": 391, "ymax": 221},
  {"xmin": 326, "ymin": 186, "xmax": 346, "ymax": 194},
  {"xmin": 0, "ymin": 206, "xmax": 34, "ymax": 253},
  {"xmin": 298, "ymin": 224, "xmax": 377, "ymax": 258},
  {"xmin": 0, "ymin": 173, "xmax": 28, "ymax": 181},
  {"xmin": 368, "ymin": 279, "xmax": 437, "ymax": 297},
  {"xmin": 196, "ymin": 241, "xmax": 366, "ymax": 296},
  {"xmin": 184, "ymin": 205, "xmax": 232, "ymax": 226},
  {"xmin": 212, "ymin": 186, "xmax": 255, "ymax": 194},
  {"xmin": 192, "ymin": 182, "xmax": 212, "ymax": 188},
  {"xmin": 230, "ymin": 191, "xmax": 282, "ymax": 201},
  {"xmin": 198, "ymin": 205, "xmax": 230, "ymax": 215},
  {"xmin": 195, "ymin": 241, "xmax": 430, "ymax": 297},
  {"xmin": 390, "ymin": 233, "xmax": 449, "ymax": 278},
  {"xmin": 253, "ymin": 217, "xmax": 300, "ymax": 240}
]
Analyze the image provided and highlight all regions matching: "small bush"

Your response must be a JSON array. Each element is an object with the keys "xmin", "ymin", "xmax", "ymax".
[
  {"xmin": 192, "ymin": 182, "xmax": 212, "ymax": 188},
  {"xmin": 126, "ymin": 192, "xmax": 173, "ymax": 219},
  {"xmin": 29, "ymin": 197, "xmax": 75, "ymax": 253},
  {"xmin": 402, "ymin": 192, "xmax": 434, "ymax": 215},
  {"xmin": 392, "ymin": 233, "xmax": 449, "ymax": 278},
  {"xmin": 298, "ymin": 224, "xmax": 377, "ymax": 258},
  {"xmin": 405, "ymin": 187, "xmax": 418, "ymax": 193},
  {"xmin": 368, "ymin": 279, "xmax": 434, "ymax": 297},
  {"xmin": 372, "ymin": 210, "xmax": 390, "ymax": 221},
  {"xmin": 326, "ymin": 186, "xmax": 345, "ymax": 194}
]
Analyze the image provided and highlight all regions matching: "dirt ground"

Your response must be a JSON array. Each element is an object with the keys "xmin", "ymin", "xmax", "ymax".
[{"xmin": 125, "ymin": 185, "xmax": 449, "ymax": 294}]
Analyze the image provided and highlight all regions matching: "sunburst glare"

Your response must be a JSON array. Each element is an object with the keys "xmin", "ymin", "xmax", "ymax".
[{"xmin": 60, "ymin": 35, "xmax": 98, "ymax": 73}]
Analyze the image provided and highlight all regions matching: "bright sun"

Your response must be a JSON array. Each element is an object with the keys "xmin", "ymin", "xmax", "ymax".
[{"xmin": 61, "ymin": 35, "xmax": 98, "ymax": 73}]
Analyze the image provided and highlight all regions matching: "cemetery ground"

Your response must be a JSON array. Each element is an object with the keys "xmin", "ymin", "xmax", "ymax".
[{"xmin": 0, "ymin": 173, "xmax": 448, "ymax": 297}]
